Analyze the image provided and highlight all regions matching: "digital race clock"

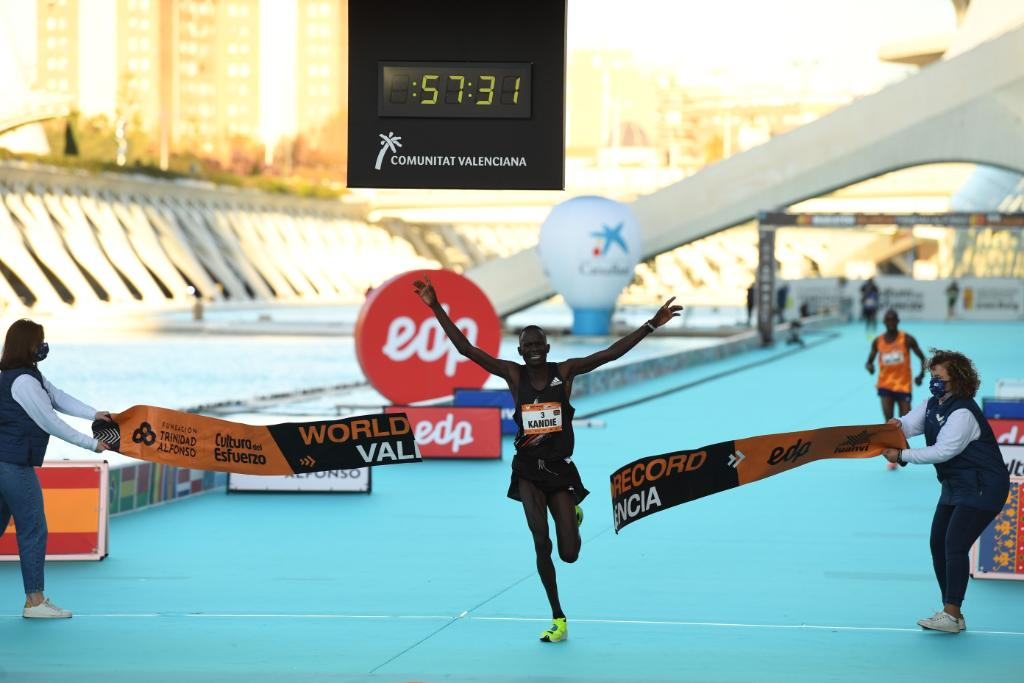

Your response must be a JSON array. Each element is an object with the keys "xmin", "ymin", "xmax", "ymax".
[
  {"xmin": 379, "ymin": 63, "xmax": 531, "ymax": 118},
  {"xmin": 347, "ymin": 0, "xmax": 565, "ymax": 190}
]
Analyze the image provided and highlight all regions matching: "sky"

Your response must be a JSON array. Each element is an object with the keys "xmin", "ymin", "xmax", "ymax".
[
  {"xmin": 565, "ymin": 0, "xmax": 956, "ymax": 90},
  {"xmin": 0, "ymin": 0, "xmax": 958, "ymax": 142}
]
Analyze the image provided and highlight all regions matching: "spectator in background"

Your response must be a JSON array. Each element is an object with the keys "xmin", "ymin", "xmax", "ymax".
[
  {"xmin": 785, "ymin": 320, "xmax": 805, "ymax": 347},
  {"xmin": 945, "ymin": 280, "xmax": 960, "ymax": 320},
  {"xmin": 861, "ymin": 278, "xmax": 880, "ymax": 333},
  {"xmin": 776, "ymin": 281, "xmax": 789, "ymax": 323},
  {"xmin": 837, "ymin": 277, "xmax": 854, "ymax": 322},
  {"xmin": 188, "ymin": 286, "xmax": 203, "ymax": 322},
  {"xmin": 746, "ymin": 283, "xmax": 756, "ymax": 326}
]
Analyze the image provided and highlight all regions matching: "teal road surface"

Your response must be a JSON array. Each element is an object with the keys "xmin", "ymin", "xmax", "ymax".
[{"xmin": 2, "ymin": 321, "xmax": 1022, "ymax": 682}]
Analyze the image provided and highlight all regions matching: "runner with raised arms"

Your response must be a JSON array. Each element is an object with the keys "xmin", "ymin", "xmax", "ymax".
[{"xmin": 414, "ymin": 273, "xmax": 681, "ymax": 643}]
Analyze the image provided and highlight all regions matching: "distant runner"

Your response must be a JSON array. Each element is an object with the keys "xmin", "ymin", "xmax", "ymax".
[{"xmin": 866, "ymin": 309, "xmax": 925, "ymax": 469}]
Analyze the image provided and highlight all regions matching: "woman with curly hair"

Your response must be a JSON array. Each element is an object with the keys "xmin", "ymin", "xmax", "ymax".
[{"xmin": 881, "ymin": 349, "xmax": 1009, "ymax": 633}]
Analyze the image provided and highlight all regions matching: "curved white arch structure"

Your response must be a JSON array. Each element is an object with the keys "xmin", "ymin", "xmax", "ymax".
[
  {"xmin": 0, "ymin": 102, "xmax": 71, "ymax": 137},
  {"xmin": 468, "ymin": 23, "xmax": 1024, "ymax": 315},
  {"xmin": 0, "ymin": 167, "xmax": 437, "ymax": 311}
]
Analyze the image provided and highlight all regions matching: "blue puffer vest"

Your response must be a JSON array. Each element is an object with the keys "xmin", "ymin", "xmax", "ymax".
[
  {"xmin": 0, "ymin": 367, "xmax": 51, "ymax": 466},
  {"xmin": 925, "ymin": 395, "xmax": 1010, "ymax": 511}
]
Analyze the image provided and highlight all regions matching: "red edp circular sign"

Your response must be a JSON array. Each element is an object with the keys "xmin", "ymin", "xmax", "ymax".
[{"xmin": 355, "ymin": 270, "xmax": 501, "ymax": 404}]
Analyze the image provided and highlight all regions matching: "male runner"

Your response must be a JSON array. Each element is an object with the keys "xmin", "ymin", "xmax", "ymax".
[
  {"xmin": 413, "ymin": 273, "xmax": 681, "ymax": 643},
  {"xmin": 866, "ymin": 308, "xmax": 926, "ymax": 469}
]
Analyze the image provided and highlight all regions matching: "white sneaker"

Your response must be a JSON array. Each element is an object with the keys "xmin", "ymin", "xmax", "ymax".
[
  {"xmin": 916, "ymin": 610, "xmax": 962, "ymax": 633},
  {"xmin": 22, "ymin": 597, "xmax": 72, "ymax": 619}
]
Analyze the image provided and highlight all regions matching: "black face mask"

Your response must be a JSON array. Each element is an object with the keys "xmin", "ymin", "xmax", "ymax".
[{"xmin": 35, "ymin": 342, "xmax": 49, "ymax": 362}]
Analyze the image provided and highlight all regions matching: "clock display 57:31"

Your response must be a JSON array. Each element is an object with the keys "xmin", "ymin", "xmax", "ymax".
[{"xmin": 378, "ymin": 62, "xmax": 532, "ymax": 119}]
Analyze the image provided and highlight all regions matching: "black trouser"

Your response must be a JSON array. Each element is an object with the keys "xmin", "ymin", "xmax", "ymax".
[{"xmin": 929, "ymin": 503, "xmax": 1000, "ymax": 607}]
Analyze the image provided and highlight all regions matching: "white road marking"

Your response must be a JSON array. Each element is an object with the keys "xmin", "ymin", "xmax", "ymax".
[{"xmin": 2, "ymin": 612, "xmax": 1021, "ymax": 636}]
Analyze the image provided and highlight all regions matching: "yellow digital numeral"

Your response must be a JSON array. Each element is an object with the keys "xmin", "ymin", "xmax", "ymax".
[
  {"xmin": 513, "ymin": 76, "xmax": 520, "ymax": 104},
  {"xmin": 422, "ymin": 74, "xmax": 438, "ymax": 104},
  {"xmin": 477, "ymin": 75, "xmax": 494, "ymax": 105},
  {"xmin": 450, "ymin": 75, "xmax": 465, "ymax": 103}
]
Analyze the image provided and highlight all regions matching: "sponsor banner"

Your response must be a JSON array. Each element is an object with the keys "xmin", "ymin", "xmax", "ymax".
[
  {"xmin": 93, "ymin": 406, "xmax": 420, "ymax": 475},
  {"xmin": 107, "ymin": 462, "xmax": 226, "ymax": 515},
  {"xmin": 384, "ymin": 405, "xmax": 501, "ymax": 459},
  {"xmin": 786, "ymin": 277, "xmax": 1024, "ymax": 321},
  {"xmin": 610, "ymin": 423, "xmax": 906, "ymax": 532},
  {"xmin": 783, "ymin": 277, "xmax": 845, "ymax": 319},
  {"xmin": 454, "ymin": 388, "xmax": 517, "ymax": 435},
  {"xmin": 961, "ymin": 281, "xmax": 1024, "ymax": 319},
  {"xmin": 996, "ymin": 378, "xmax": 1024, "ymax": 399},
  {"xmin": 355, "ymin": 269, "xmax": 501, "ymax": 404},
  {"xmin": 1001, "ymin": 445, "xmax": 1024, "ymax": 478},
  {"xmin": 876, "ymin": 278, "xmax": 942, "ymax": 318},
  {"xmin": 1, "ymin": 461, "xmax": 109, "ymax": 561},
  {"xmin": 983, "ymin": 399, "xmax": 1024, "ymax": 420},
  {"xmin": 229, "ymin": 468, "xmax": 370, "ymax": 493},
  {"xmin": 993, "ymin": 419, "xmax": 1024, "ymax": 445},
  {"xmin": 971, "ymin": 477, "xmax": 1024, "ymax": 580}
]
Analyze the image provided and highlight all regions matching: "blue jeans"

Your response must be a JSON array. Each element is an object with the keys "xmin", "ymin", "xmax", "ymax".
[
  {"xmin": 929, "ymin": 502, "xmax": 1000, "ymax": 608},
  {"xmin": 0, "ymin": 461, "xmax": 47, "ymax": 593}
]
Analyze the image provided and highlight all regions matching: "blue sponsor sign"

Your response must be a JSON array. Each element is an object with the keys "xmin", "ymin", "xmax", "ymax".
[
  {"xmin": 983, "ymin": 398, "xmax": 1024, "ymax": 420},
  {"xmin": 454, "ymin": 388, "xmax": 516, "ymax": 435}
]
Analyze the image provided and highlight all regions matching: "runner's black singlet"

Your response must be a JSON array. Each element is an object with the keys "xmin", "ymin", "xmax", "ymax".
[
  {"xmin": 507, "ymin": 362, "xmax": 589, "ymax": 503},
  {"xmin": 513, "ymin": 362, "xmax": 575, "ymax": 460}
]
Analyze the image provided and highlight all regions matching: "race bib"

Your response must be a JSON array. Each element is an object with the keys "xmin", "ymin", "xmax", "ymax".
[
  {"xmin": 521, "ymin": 402, "xmax": 562, "ymax": 435},
  {"xmin": 881, "ymin": 350, "xmax": 905, "ymax": 365}
]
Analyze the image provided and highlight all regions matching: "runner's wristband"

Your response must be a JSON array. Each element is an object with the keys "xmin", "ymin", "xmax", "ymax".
[{"xmin": 644, "ymin": 320, "xmax": 657, "ymax": 333}]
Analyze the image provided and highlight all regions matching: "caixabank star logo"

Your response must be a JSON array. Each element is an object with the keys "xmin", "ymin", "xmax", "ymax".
[{"xmin": 589, "ymin": 222, "xmax": 629, "ymax": 257}]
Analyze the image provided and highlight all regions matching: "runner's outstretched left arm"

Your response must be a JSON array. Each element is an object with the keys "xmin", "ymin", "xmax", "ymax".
[{"xmin": 561, "ymin": 297, "xmax": 682, "ymax": 377}]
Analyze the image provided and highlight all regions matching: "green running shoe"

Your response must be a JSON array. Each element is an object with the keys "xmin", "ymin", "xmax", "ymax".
[
  {"xmin": 540, "ymin": 617, "xmax": 568, "ymax": 643},
  {"xmin": 575, "ymin": 505, "xmax": 584, "ymax": 527}
]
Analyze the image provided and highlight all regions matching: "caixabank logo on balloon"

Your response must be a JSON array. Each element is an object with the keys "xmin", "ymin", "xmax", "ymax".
[
  {"xmin": 539, "ymin": 196, "xmax": 641, "ymax": 299},
  {"xmin": 355, "ymin": 270, "xmax": 501, "ymax": 405},
  {"xmin": 538, "ymin": 196, "xmax": 643, "ymax": 334},
  {"xmin": 581, "ymin": 221, "xmax": 633, "ymax": 276}
]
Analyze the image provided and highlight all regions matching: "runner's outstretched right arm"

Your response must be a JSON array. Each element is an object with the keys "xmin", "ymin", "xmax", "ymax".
[{"xmin": 413, "ymin": 274, "xmax": 515, "ymax": 380}]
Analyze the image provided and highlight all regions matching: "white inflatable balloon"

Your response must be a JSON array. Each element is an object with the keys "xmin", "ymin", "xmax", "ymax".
[{"xmin": 538, "ymin": 196, "xmax": 642, "ymax": 334}]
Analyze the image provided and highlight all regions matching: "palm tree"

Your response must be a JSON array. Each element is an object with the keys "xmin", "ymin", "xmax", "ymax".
[{"xmin": 375, "ymin": 132, "xmax": 402, "ymax": 170}]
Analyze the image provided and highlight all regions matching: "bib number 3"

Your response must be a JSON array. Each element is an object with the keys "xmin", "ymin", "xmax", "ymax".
[{"xmin": 521, "ymin": 402, "xmax": 562, "ymax": 435}]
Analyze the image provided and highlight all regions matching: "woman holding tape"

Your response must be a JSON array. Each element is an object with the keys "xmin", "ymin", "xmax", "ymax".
[
  {"xmin": 414, "ymin": 274, "xmax": 681, "ymax": 643},
  {"xmin": 881, "ymin": 349, "xmax": 1009, "ymax": 633},
  {"xmin": 0, "ymin": 319, "xmax": 112, "ymax": 619}
]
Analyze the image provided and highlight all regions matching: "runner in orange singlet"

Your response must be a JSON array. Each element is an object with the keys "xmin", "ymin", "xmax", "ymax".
[{"xmin": 866, "ymin": 309, "xmax": 926, "ymax": 469}]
